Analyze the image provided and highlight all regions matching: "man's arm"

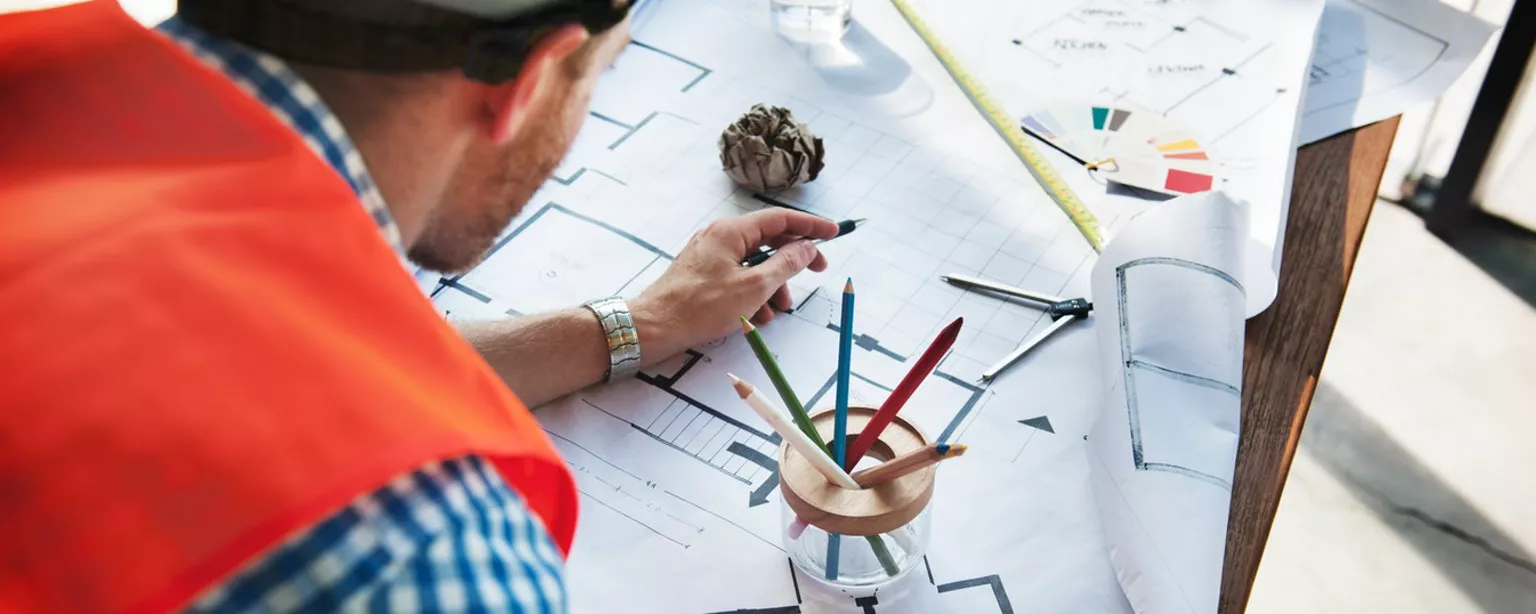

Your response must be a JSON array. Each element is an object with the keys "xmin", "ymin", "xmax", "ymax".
[{"xmin": 457, "ymin": 209, "xmax": 840, "ymax": 407}]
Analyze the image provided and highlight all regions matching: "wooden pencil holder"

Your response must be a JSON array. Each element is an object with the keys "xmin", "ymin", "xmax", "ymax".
[{"xmin": 779, "ymin": 406, "xmax": 935, "ymax": 590}]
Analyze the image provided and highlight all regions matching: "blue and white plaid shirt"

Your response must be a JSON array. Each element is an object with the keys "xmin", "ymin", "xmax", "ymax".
[{"xmin": 158, "ymin": 18, "xmax": 567, "ymax": 614}]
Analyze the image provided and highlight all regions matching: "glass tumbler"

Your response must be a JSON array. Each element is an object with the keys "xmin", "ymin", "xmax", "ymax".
[
  {"xmin": 779, "ymin": 406, "xmax": 936, "ymax": 593},
  {"xmin": 770, "ymin": 0, "xmax": 853, "ymax": 43}
]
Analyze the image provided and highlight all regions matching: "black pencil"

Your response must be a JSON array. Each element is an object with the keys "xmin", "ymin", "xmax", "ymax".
[{"xmin": 741, "ymin": 218, "xmax": 865, "ymax": 267}]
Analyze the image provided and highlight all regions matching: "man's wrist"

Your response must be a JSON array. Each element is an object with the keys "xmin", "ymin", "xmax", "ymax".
[{"xmin": 629, "ymin": 296, "xmax": 686, "ymax": 368}]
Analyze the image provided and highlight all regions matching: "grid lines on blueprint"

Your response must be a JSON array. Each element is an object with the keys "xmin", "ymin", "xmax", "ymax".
[
  {"xmin": 426, "ymin": 13, "xmax": 1100, "ymax": 610},
  {"xmin": 433, "ymin": 29, "xmax": 1103, "ymax": 386}
]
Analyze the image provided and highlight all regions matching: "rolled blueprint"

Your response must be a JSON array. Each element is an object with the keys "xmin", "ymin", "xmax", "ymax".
[{"xmin": 1087, "ymin": 191, "xmax": 1265, "ymax": 613}]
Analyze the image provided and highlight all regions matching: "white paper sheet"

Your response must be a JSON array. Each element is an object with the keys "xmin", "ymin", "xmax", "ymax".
[
  {"xmin": 1298, "ymin": 0, "xmax": 1495, "ymax": 144},
  {"xmin": 434, "ymin": 0, "xmax": 1138, "ymax": 610},
  {"xmin": 911, "ymin": 0, "xmax": 1322, "ymax": 314},
  {"xmin": 912, "ymin": 0, "xmax": 1495, "ymax": 313},
  {"xmin": 425, "ymin": 1, "xmax": 1309, "ymax": 612},
  {"xmin": 1087, "ymin": 192, "xmax": 1252, "ymax": 614}
]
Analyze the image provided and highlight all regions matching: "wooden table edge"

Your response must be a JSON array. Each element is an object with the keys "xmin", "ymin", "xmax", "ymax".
[{"xmin": 1220, "ymin": 116, "xmax": 1402, "ymax": 613}]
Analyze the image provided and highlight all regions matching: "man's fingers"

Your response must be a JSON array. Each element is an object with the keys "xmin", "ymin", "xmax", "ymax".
[
  {"xmin": 757, "ymin": 238, "xmax": 827, "ymax": 271},
  {"xmin": 750, "ymin": 304, "xmax": 775, "ymax": 325},
  {"xmin": 769, "ymin": 284, "xmax": 793, "ymax": 311},
  {"xmin": 754, "ymin": 240, "xmax": 820, "ymax": 291},
  {"xmin": 808, "ymin": 250, "xmax": 828, "ymax": 272},
  {"xmin": 730, "ymin": 209, "xmax": 840, "ymax": 249},
  {"xmin": 765, "ymin": 235, "xmax": 802, "ymax": 249}
]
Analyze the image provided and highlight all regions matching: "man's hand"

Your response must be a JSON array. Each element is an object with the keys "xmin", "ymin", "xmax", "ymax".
[
  {"xmin": 632, "ymin": 209, "xmax": 840, "ymax": 365},
  {"xmin": 457, "ymin": 209, "xmax": 836, "ymax": 406}
]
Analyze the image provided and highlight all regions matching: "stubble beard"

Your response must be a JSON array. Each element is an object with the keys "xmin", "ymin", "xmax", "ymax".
[{"xmin": 406, "ymin": 110, "xmax": 578, "ymax": 275}]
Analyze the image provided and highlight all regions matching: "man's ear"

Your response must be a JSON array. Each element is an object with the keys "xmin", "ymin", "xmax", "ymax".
[{"xmin": 484, "ymin": 24, "xmax": 591, "ymax": 145}]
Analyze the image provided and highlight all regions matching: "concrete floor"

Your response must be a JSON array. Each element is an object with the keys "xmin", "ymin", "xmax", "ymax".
[{"xmin": 1247, "ymin": 202, "xmax": 1536, "ymax": 613}]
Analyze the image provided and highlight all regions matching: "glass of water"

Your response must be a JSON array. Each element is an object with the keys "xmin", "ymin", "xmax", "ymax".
[{"xmin": 770, "ymin": 0, "xmax": 852, "ymax": 43}]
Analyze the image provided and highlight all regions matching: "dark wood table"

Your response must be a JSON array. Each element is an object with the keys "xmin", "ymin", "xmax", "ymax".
[{"xmin": 1220, "ymin": 117, "xmax": 1401, "ymax": 612}]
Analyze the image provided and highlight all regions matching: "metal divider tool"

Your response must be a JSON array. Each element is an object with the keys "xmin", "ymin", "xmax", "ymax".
[{"xmin": 941, "ymin": 273, "xmax": 1093, "ymax": 382}]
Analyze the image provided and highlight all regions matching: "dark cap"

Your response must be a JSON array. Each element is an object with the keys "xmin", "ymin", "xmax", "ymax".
[{"xmin": 177, "ymin": 0, "xmax": 630, "ymax": 83}]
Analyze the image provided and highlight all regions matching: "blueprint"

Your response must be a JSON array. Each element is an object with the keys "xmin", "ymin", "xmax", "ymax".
[
  {"xmin": 1299, "ymin": 0, "xmax": 1495, "ymax": 144},
  {"xmin": 433, "ymin": 0, "xmax": 1136, "ymax": 611},
  {"xmin": 913, "ymin": 0, "xmax": 1322, "ymax": 313},
  {"xmin": 426, "ymin": 0, "xmax": 1324, "ymax": 611},
  {"xmin": 919, "ymin": 0, "xmax": 1492, "ymax": 146},
  {"xmin": 1088, "ymin": 192, "xmax": 1250, "ymax": 614},
  {"xmin": 915, "ymin": 0, "xmax": 1493, "ymax": 312}
]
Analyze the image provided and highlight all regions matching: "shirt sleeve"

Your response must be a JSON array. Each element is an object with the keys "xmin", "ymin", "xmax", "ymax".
[{"xmin": 184, "ymin": 456, "xmax": 567, "ymax": 614}]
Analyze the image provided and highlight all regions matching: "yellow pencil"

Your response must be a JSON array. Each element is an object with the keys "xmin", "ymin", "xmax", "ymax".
[{"xmin": 850, "ymin": 443, "xmax": 967, "ymax": 488}]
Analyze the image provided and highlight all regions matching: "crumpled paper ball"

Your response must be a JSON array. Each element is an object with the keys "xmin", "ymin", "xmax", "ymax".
[{"xmin": 719, "ymin": 104, "xmax": 826, "ymax": 192}]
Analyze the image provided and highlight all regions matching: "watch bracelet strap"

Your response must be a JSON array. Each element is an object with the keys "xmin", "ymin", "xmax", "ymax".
[{"xmin": 583, "ymin": 297, "xmax": 641, "ymax": 382}]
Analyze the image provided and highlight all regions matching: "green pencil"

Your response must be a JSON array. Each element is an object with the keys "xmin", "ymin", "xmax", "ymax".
[
  {"xmin": 737, "ymin": 316, "xmax": 900, "ymax": 577},
  {"xmin": 739, "ymin": 317, "xmax": 830, "ymax": 457}
]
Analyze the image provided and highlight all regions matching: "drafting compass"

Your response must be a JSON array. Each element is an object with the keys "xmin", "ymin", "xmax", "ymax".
[{"xmin": 941, "ymin": 273, "xmax": 1092, "ymax": 382}]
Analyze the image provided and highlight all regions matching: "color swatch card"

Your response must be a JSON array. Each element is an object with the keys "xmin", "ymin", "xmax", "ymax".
[{"xmin": 1020, "ymin": 105, "xmax": 1221, "ymax": 196}]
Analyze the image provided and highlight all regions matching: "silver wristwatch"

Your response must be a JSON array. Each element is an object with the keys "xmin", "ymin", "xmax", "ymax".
[{"xmin": 582, "ymin": 297, "xmax": 641, "ymax": 382}]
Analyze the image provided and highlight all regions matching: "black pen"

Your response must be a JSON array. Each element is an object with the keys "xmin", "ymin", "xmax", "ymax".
[{"xmin": 742, "ymin": 218, "xmax": 866, "ymax": 267}]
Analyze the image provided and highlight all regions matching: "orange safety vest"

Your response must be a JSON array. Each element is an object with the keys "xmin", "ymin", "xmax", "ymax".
[{"xmin": 0, "ymin": 2, "xmax": 578, "ymax": 613}]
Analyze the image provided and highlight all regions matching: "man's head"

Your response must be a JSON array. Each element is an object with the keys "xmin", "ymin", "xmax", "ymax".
[
  {"xmin": 408, "ymin": 16, "xmax": 631, "ymax": 272},
  {"xmin": 180, "ymin": 0, "xmax": 632, "ymax": 273}
]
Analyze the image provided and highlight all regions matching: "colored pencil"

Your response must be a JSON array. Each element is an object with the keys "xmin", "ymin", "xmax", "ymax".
[
  {"xmin": 833, "ymin": 279, "xmax": 855, "ymax": 470},
  {"xmin": 843, "ymin": 317, "xmax": 963, "ymax": 469},
  {"xmin": 829, "ymin": 279, "xmax": 856, "ymax": 582},
  {"xmin": 739, "ymin": 317, "xmax": 830, "ymax": 456},
  {"xmin": 826, "ymin": 534, "xmax": 842, "ymax": 579},
  {"xmin": 729, "ymin": 374, "xmax": 859, "ymax": 490},
  {"xmin": 851, "ymin": 443, "xmax": 967, "ymax": 488},
  {"xmin": 735, "ymin": 320, "xmax": 900, "ymax": 577}
]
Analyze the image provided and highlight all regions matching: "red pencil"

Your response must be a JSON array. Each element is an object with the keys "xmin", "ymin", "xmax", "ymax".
[{"xmin": 844, "ymin": 317, "xmax": 963, "ymax": 470}]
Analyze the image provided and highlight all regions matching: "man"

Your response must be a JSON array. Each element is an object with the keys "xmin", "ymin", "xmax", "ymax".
[{"xmin": 0, "ymin": 0, "xmax": 836, "ymax": 612}]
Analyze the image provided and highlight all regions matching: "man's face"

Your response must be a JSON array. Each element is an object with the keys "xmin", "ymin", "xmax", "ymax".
[{"xmin": 408, "ymin": 21, "xmax": 630, "ymax": 273}]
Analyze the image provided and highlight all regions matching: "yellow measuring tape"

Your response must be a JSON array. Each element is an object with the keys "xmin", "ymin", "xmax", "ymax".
[{"xmin": 888, "ymin": 0, "xmax": 1106, "ymax": 253}]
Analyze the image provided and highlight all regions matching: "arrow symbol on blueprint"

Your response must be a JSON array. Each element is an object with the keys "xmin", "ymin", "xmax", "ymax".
[
  {"xmin": 728, "ymin": 442, "xmax": 780, "ymax": 507},
  {"xmin": 1019, "ymin": 416, "xmax": 1055, "ymax": 434},
  {"xmin": 749, "ymin": 474, "xmax": 780, "ymax": 507}
]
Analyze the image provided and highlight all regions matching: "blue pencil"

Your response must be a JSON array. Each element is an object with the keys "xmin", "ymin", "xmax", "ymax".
[
  {"xmin": 829, "ymin": 279, "xmax": 855, "ymax": 582},
  {"xmin": 826, "ymin": 532, "xmax": 842, "ymax": 580},
  {"xmin": 834, "ymin": 279, "xmax": 854, "ymax": 469}
]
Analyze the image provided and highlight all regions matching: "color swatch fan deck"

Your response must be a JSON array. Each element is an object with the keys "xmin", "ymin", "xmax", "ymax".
[{"xmin": 1021, "ymin": 106, "xmax": 1219, "ymax": 196}]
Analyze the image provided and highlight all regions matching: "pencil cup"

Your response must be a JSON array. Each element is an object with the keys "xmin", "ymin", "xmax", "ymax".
[{"xmin": 779, "ymin": 406, "xmax": 934, "ymax": 592}]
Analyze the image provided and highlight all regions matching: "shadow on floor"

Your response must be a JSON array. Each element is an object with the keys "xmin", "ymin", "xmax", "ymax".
[
  {"xmin": 1442, "ymin": 213, "xmax": 1536, "ymax": 309},
  {"xmin": 1406, "ymin": 188, "xmax": 1536, "ymax": 308},
  {"xmin": 1300, "ymin": 380, "xmax": 1536, "ymax": 612}
]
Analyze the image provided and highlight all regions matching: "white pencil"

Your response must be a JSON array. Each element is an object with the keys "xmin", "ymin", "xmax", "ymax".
[{"xmin": 728, "ymin": 373, "xmax": 860, "ymax": 490}]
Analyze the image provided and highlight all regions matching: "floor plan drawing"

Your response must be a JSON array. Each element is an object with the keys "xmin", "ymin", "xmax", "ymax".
[
  {"xmin": 695, "ymin": 557, "xmax": 1017, "ymax": 614},
  {"xmin": 929, "ymin": 0, "xmax": 1481, "ymax": 148},
  {"xmin": 1006, "ymin": 0, "xmax": 1283, "ymax": 146},
  {"xmin": 435, "ymin": 2, "xmax": 1100, "ymax": 394},
  {"xmin": 1296, "ymin": 0, "xmax": 1474, "ymax": 140},
  {"xmin": 415, "ymin": 0, "xmax": 1492, "ymax": 610},
  {"xmin": 427, "ymin": 0, "xmax": 1139, "ymax": 610}
]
